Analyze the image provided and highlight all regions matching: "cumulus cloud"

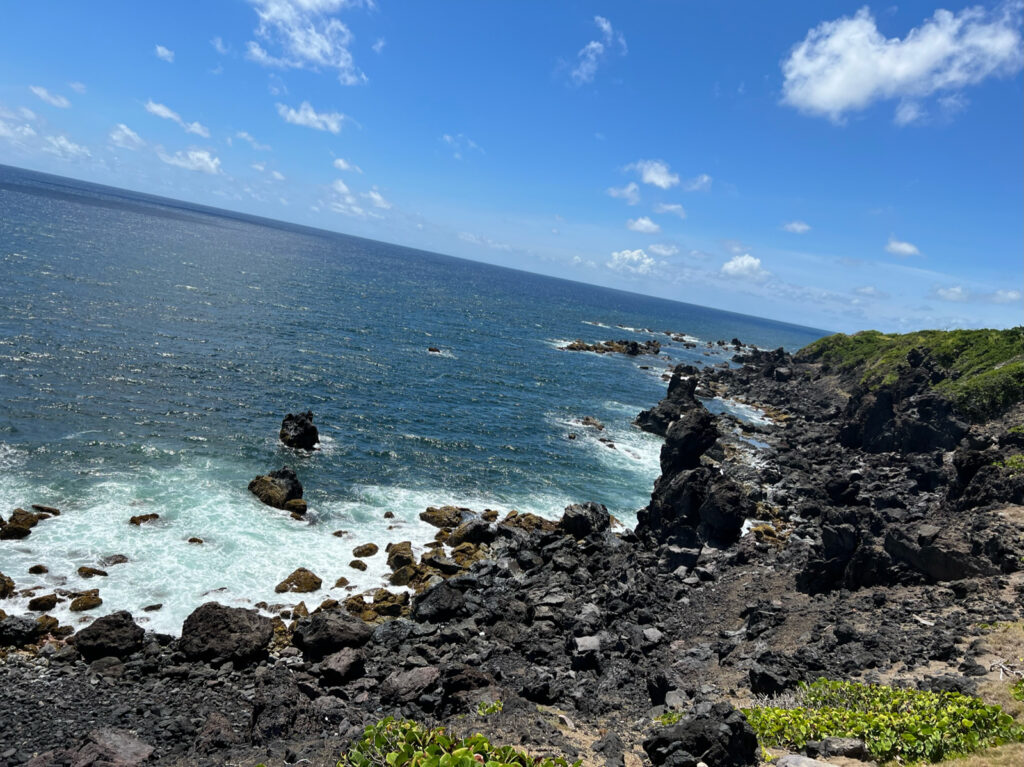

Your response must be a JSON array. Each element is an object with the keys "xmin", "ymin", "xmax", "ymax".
[
  {"xmin": 854, "ymin": 285, "xmax": 888, "ymax": 298},
  {"xmin": 992, "ymin": 289, "xmax": 1022, "ymax": 304},
  {"xmin": 155, "ymin": 45, "xmax": 175, "ymax": 63},
  {"xmin": 158, "ymin": 149, "xmax": 222, "ymax": 174},
  {"xmin": 42, "ymin": 135, "xmax": 91, "ymax": 159},
  {"xmin": 721, "ymin": 254, "xmax": 770, "ymax": 282},
  {"xmin": 683, "ymin": 173, "xmax": 713, "ymax": 192},
  {"xmin": 570, "ymin": 15, "xmax": 627, "ymax": 85},
  {"xmin": 109, "ymin": 123, "xmax": 144, "ymax": 150},
  {"xmin": 608, "ymin": 248, "xmax": 656, "ymax": 275},
  {"xmin": 626, "ymin": 159, "xmax": 678, "ymax": 189},
  {"xmin": 627, "ymin": 216, "xmax": 660, "ymax": 234},
  {"xmin": 236, "ymin": 130, "xmax": 271, "ymax": 150},
  {"xmin": 654, "ymin": 202, "xmax": 686, "ymax": 219},
  {"xmin": 781, "ymin": 5, "xmax": 1023, "ymax": 123},
  {"xmin": 783, "ymin": 220, "xmax": 811, "ymax": 233},
  {"xmin": 362, "ymin": 188, "xmax": 391, "ymax": 209},
  {"xmin": 276, "ymin": 101, "xmax": 346, "ymax": 133},
  {"xmin": 648, "ymin": 243, "xmax": 679, "ymax": 257},
  {"xmin": 246, "ymin": 0, "xmax": 366, "ymax": 85},
  {"xmin": 332, "ymin": 178, "xmax": 350, "ymax": 194},
  {"xmin": 885, "ymin": 236, "xmax": 921, "ymax": 257},
  {"xmin": 30, "ymin": 86, "xmax": 70, "ymax": 108},
  {"xmin": 607, "ymin": 182, "xmax": 640, "ymax": 205},
  {"xmin": 333, "ymin": 157, "xmax": 362, "ymax": 173},
  {"xmin": 935, "ymin": 285, "xmax": 968, "ymax": 302},
  {"xmin": 145, "ymin": 100, "xmax": 210, "ymax": 137},
  {"xmin": 442, "ymin": 133, "xmax": 482, "ymax": 159},
  {"xmin": 0, "ymin": 119, "xmax": 37, "ymax": 141}
]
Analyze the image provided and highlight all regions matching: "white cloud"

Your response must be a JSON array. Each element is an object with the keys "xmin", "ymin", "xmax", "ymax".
[
  {"xmin": 885, "ymin": 236, "xmax": 921, "ymax": 257},
  {"xmin": 608, "ymin": 248, "xmax": 656, "ymax": 275},
  {"xmin": 212, "ymin": 36, "xmax": 229, "ymax": 55},
  {"xmin": 782, "ymin": 220, "xmax": 811, "ymax": 233},
  {"xmin": 252, "ymin": 162, "xmax": 266, "ymax": 171},
  {"xmin": 627, "ymin": 216, "xmax": 660, "ymax": 233},
  {"xmin": 458, "ymin": 231, "xmax": 512, "ymax": 251},
  {"xmin": 276, "ymin": 101, "xmax": 346, "ymax": 133},
  {"xmin": 992, "ymin": 289, "xmax": 1021, "ymax": 304},
  {"xmin": 333, "ymin": 157, "xmax": 362, "ymax": 173},
  {"xmin": 654, "ymin": 202, "xmax": 686, "ymax": 219},
  {"xmin": 626, "ymin": 159, "xmax": 678, "ymax": 189},
  {"xmin": 155, "ymin": 45, "xmax": 175, "ymax": 63},
  {"xmin": 936, "ymin": 285, "xmax": 968, "ymax": 302},
  {"xmin": 894, "ymin": 100, "xmax": 925, "ymax": 125},
  {"xmin": 109, "ymin": 123, "xmax": 144, "ymax": 150},
  {"xmin": 246, "ymin": 0, "xmax": 366, "ymax": 85},
  {"xmin": 0, "ymin": 119, "xmax": 37, "ymax": 140},
  {"xmin": 158, "ymin": 149, "xmax": 222, "ymax": 174},
  {"xmin": 145, "ymin": 100, "xmax": 210, "ymax": 137},
  {"xmin": 570, "ymin": 15, "xmax": 627, "ymax": 85},
  {"xmin": 236, "ymin": 130, "xmax": 271, "ymax": 150},
  {"xmin": 68, "ymin": 82, "xmax": 86, "ymax": 94},
  {"xmin": 29, "ymin": 86, "xmax": 70, "ymax": 108},
  {"xmin": 442, "ymin": 133, "xmax": 483, "ymax": 160},
  {"xmin": 721, "ymin": 254, "xmax": 770, "ymax": 282},
  {"xmin": 855, "ymin": 285, "xmax": 885, "ymax": 297},
  {"xmin": 271, "ymin": 170, "xmax": 285, "ymax": 180},
  {"xmin": 42, "ymin": 135, "xmax": 91, "ymax": 159},
  {"xmin": 362, "ymin": 188, "xmax": 391, "ymax": 209},
  {"xmin": 683, "ymin": 173, "xmax": 713, "ymax": 192},
  {"xmin": 607, "ymin": 182, "xmax": 639, "ymax": 205},
  {"xmin": 781, "ymin": 5, "xmax": 1023, "ymax": 123},
  {"xmin": 648, "ymin": 243, "xmax": 679, "ymax": 257},
  {"xmin": 331, "ymin": 179, "xmax": 350, "ymax": 194},
  {"xmin": 372, "ymin": 37, "xmax": 385, "ymax": 54}
]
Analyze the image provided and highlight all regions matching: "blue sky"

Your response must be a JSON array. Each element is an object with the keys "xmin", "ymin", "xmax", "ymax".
[{"xmin": 1, "ymin": 1, "xmax": 1021, "ymax": 333}]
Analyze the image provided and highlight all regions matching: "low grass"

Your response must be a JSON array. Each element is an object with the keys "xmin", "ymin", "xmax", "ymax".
[{"xmin": 796, "ymin": 328, "xmax": 1024, "ymax": 421}]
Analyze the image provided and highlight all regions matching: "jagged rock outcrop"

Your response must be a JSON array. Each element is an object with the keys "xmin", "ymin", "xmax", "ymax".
[
  {"xmin": 279, "ymin": 411, "xmax": 319, "ymax": 450},
  {"xmin": 635, "ymin": 365, "xmax": 701, "ymax": 436},
  {"xmin": 72, "ymin": 611, "xmax": 145, "ymax": 661},
  {"xmin": 180, "ymin": 603, "xmax": 274, "ymax": 665},
  {"xmin": 248, "ymin": 467, "xmax": 303, "ymax": 510}
]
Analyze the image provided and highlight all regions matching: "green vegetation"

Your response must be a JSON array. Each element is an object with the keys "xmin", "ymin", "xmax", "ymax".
[
  {"xmin": 476, "ymin": 700, "xmax": 503, "ymax": 716},
  {"xmin": 1013, "ymin": 680, "xmax": 1024, "ymax": 703},
  {"xmin": 1007, "ymin": 425, "xmax": 1024, "ymax": 435},
  {"xmin": 653, "ymin": 710, "xmax": 684, "ymax": 726},
  {"xmin": 796, "ymin": 328, "xmax": 1024, "ymax": 420},
  {"xmin": 993, "ymin": 454, "xmax": 1024, "ymax": 475},
  {"xmin": 744, "ymin": 679, "xmax": 1024, "ymax": 764},
  {"xmin": 338, "ymin": 718, "xmax": 580, "ymax": 767}
]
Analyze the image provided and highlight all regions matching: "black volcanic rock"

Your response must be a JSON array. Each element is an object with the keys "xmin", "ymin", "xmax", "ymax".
[
  {"xmin": 643, "ymin": 702, "xmax": 758, "ymax": 767},
  {"xmin": 635, "ymin": 365, "xmax": 701, "ymax": 436},
  {"xmin": 280, "ymin": 411, "xmax": 319, "ymax": 450},
  {"xmin": 180, "ymin": 602, "xmax": 273, "ymax": 665},
  {"xmin": 292, "ymin": 611, "xmax": 373, "ymax": 660},
  {"xmin": 72, "ymin": 611, "xmax": 145, "ymax": 660}
]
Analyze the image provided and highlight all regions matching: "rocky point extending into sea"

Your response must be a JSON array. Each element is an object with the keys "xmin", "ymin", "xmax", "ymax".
[{"xmin": 1, "ymin": 328, "xmax": 1023, "ymax": 767}]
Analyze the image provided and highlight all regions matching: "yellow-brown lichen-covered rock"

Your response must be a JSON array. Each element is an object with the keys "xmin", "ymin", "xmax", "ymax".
[
  {"xmin": 274, "ymin": 567, "xmax": 322, "ymax": 594},
  {"xmin": 352, "ymin": 543, "xmax": 379, "ymax": 558},
  {"xmin": 385, "ymin": 541, "xmax": 414, "ymax": 570},
  {"xmin": 348, "ymin": 559, "xmax": 368, "ymax": 572},
  {"xmin": 70, "ymin": 594, "xmax": 103, "ymax": 612},
  {"xmin": 77, "ymin": 566, "xmax": 108, "ymax": 579},
  {"xmin": 284, "ymin": 498, "xmax": 308, "ymax": 515},
  {"xmin": 129, "ymin": 513, "xmax": 159, "ymax": 526},
  {"xmin": 248, "ymin": 467, "xmax": 303, "ymax": 510},
  {"xmin": 0, "ymin": 572, "xmax": 15, "ymax": 599},
  {"xmin": 419, "ymin": 505, "xmax": 472, "ymax": 529},
  {"xmin": 500, "ymin": 510, "xmax": 557, "ymax": 534},
  {"xmin": 28, "ymin": 593, "xmax": 59, "ymax": 611},
  {"xmin": 451, "ymin": 542, "xmax": 486, "ymax": 568}
]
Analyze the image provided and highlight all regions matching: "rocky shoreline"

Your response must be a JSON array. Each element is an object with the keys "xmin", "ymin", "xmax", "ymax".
[{"xmin": 2, "ymin": 334, "xmax": 1024, "ymax": 767}]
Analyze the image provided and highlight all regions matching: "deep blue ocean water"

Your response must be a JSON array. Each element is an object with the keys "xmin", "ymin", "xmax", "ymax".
[{"xmin": 0, "ymin": 164, "xmax": 827, "ymax": 632}]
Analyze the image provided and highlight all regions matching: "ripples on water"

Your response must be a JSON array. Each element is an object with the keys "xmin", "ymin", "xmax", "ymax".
[{"xmin": 0, "ymin": 165, "xmax": 826, "ymax": 632}]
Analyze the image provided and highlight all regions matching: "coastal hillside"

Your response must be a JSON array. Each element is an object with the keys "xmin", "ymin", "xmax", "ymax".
[{"xmin": 795, "ymin": 327, "xmax": 1024, "ymax": 421}]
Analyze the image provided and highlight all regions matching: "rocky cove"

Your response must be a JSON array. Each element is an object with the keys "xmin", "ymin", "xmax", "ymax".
[{"xmin": 1, "ymin": 329, "xmax": 1024, "ymax": 767}]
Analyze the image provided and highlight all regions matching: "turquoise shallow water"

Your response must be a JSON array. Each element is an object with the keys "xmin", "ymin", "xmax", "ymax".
[{"xmin": 0, "ymin": 164, "xmax": 827, "ymax": 633}]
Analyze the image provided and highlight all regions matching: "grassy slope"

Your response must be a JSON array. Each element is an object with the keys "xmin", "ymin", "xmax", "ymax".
[{"xmin": 795, "ymin": 327, "xmax": 1024, "ymax": 421}]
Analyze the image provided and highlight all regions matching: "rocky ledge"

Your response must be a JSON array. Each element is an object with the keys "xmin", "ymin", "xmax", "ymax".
[{"xmin": 2, "ymin": 330, "xmax": 1024, "ymax": 767}]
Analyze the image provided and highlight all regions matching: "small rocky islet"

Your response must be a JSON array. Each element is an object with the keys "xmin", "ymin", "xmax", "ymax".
[{"xmin": 1, "ymin": 328, "xmax": 1024, "ymax": 767}]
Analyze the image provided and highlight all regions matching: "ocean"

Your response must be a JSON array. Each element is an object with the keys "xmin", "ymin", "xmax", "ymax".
[{"xmin": 0, "ymin": 164, "xmax": 827, "ymax": 633}]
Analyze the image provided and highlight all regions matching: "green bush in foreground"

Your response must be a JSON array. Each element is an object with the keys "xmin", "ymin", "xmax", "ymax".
[
  {"xmin": 338, "ymin": 717, "xmax": 581, "ymax": 767},
  {"xmin": 744, "ymin": 679, "xmax": 1024, "ymax": 764},
  {"xmin": 1013, "ymin": 679, "xmax": 1024, "ymax": 703}
]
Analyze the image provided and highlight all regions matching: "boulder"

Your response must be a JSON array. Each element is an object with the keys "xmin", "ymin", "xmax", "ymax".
[
  {"xmin": 72, "ymin": 611, "xmax": 145, "ymax": 660},
  {"xmin": 381, "ymin": 666, "xmax": 441, "ymax": 703},
  {"xmin": 559, "ymin": 501, "xmax": 611, "ymax": 539},
  {"xmin": 78, "ymin": 566, "xmax": 108, "ymax": 578},
  {"xmin": 284, "ymin": 498, "xmax": 308, "ymax": 515},
  {"xmin": 28, "ymin": 593, "xmax": 58, "ymax": 611},
  {"xmin": 128, "ymin": 513, "xmax": 159, "ymax": 526},
  {"xmin": 70, "ymin": 594, "xmax": 103, "ymax": 612},
  {"xmin": 386, "ymin": 541, "xmax": 415, "ymax": 570},
  {"xmin": 0, "ymin": 524, "xmax": 31, "ymax": 540},
  {"xmin": 9, "ymin": 508, "xmax": 43, "ymax": 528},
  {"xmin": 0, "ymin": 571, "xmax": 14, "ymax": 599},
  {"xmin": 0, "ymin": 616, "xmax": 42, "ymax": 646},
  {"xmin": 180, "ymin": 602, "xmax": 274, "ymax": 665},
  {"xmin": 275, "ymin": 568, "xmax": 322, "ymax": 594},
  {"xmin": 643, "ymin": 702, "xmax": 758, "ymax": 767},
  {"xmin": 320, "ymin": 647, "xmax": 365, "ymax": 684},
  {"xmin": 292, "ymin": 611, "xmax": 373, "ymax": 659},
  {"xmin": 27, "ymin": 728, "xmax": 154, "ymax": 767},
  {"xmin": 412, "ymin": 581, "xmax": 466, "ymax": 623},
  {"xmin": 420, "ymin": 505, "xmax": 470, "ymax": 529},
  {"xmin": 279, "ymin": 411, "xmax": 319, "ymax": 450},
  {"xmin": 248, "ymin": 467, "xmax": 303, "ymax": 510},
  {"xmin": 29, "ymin": 564, "xmax": 48, "ymax": 574},
  {"xmin": 447, "ymin": 518, "xmax": 496, "ymax": 546},
  {"xmin": 352, "ymin": 543, "xmax": 379, "ymax": 558}
]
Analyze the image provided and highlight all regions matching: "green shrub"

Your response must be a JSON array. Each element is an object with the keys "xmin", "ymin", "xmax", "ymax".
[
  {"xmin": 796, "ymin": 328, "xmax": 1024, "ymax": 420},
  {"xmin": 993, "ymin": 454, "xmax": 1024, "ymax": 475},
  {"xmin": 1013, "ymin": 680, "xmax": 1024, "ymax": 703},
  {"xmin": 653, "ymin": 711, "xmax": 684, "ymax": 726},
  {"xmin": 477, "ymin": 700, "xmax": 503, "ymax": 716},
  {"xmin": 338, "ymin": 718, "xmax": 580, "ymax": 767},
  {"xmin": 744, "ymin": 679, "xmax": 1024, "ymax": 764}
]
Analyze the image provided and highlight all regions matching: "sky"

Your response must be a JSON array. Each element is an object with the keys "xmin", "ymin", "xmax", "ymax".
[{"xmin": 1, "ymin": 1, "xmax": 1022, "ymax": 333}]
